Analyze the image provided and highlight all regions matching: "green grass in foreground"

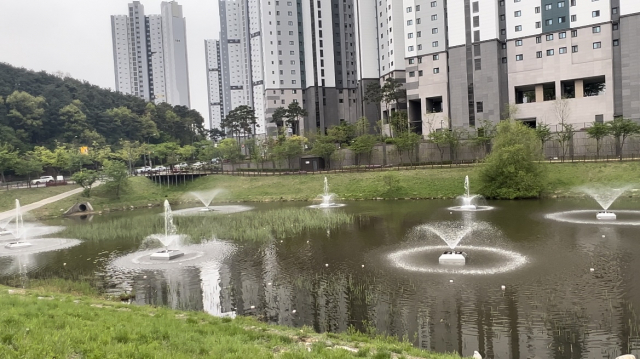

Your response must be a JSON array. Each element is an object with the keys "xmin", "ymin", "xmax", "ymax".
[
  {"xmin": 30, "ymin": 161, "xmax": 640, "ymax": 218},
  {"xmin": 0, "ymin": 285, "xmax": 463, "ymax": 359},
  {"xmin": 0, "ymin": 184, "xmax": 80, "ymax": 212}
]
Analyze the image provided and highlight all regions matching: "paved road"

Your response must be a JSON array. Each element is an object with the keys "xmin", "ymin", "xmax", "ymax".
[{"xmin": 0, "ymin": 186, "xmax": 87, "ymax": 221}]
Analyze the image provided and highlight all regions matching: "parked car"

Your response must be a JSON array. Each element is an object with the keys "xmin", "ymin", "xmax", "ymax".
[
  {"xmin": 31, "ymin": 176, "xmax": 55, "ymax": 185},
  {"xmin": 135, "ymin": 166, "xmax": 152, "ymax": 174},
  {"xmin": 191, "ymin": 162, "xmax": 204, "ymax": 169},
  {"xmin": 153, "ymin": 165, "xmax": 168, "ymax": 173},
  {"xmin": 174, "ymin": 162, "xmax": 189, "ymax": 169}
]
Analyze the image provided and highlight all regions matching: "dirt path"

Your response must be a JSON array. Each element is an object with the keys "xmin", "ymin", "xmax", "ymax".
[{"xmin": 0, "ymin": 186, "xmax": 89, "ymax": 221}]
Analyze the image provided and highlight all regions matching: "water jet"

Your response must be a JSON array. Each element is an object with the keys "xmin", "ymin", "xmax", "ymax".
[{"xmin": 150, "ymin": 200, "xmax": 184, "ymax": 260}]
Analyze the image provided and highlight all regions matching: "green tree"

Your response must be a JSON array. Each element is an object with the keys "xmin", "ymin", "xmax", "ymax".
[
  {"xmin": 363, "ymin": 82, "xmax": 388, "ymax": 165},
  {"xmin": 5, "ymin": 91, "xmax": 46, "ymax": 144},
  {"xmin": 217, "ymin": 138, "xmax": 242, "ymax": 164},
  {"xmin": 103, "ymin": 160, "xmax": 128, "ymax": 198},
  {"xmin": 71, "ymin": 170, "xmax": 99, "ymax": 197},
  {"xmin": 15, "ymin": 153, "xmax": 43, "ymax": 184},
  {"xmin": 393, "ymin": 132, "xmax": 421, "ymax": 165},
  {"xmin": 154, "ymin": 142, "xmax": 180, "ymax": 167},
  {"xmin": 607, "ymin": 117, "xmax": 640, "ymax": 159},
  {"xmin": 59, "ymin": 100, "xmax": 90, "ymax": 144},
  {"xmin": 478, "ymin": 120, "xmax": 546, "ymax": 199},
  {"xmin": 534, "ymin": 123, "xmax": 552, "ymax": 156},
  {"xmin": 381, "ymin": 78, "xmax": 405, "ymax": 138},
  {"xmin": 350, "ymin": 134, "xmax": 377, "ymax": 165},
  {"xmin": 285, "ymin": 101, "xmax": 307, "ymax": 135},
  {"xmin": 33, "ymin": 144, "xmax": 71, "ymax": 177},
  {"xmin": 555, "ymin": 123, "xmax": 574, "ymax": 161},
  {"xmin": 472, "ymin": 119, "xmax": 496, "ymax": 158},
  {"xmin": 274, "ymin": 135, "xmax": 307, "ymax": 169},
  {"xmin": 427, "ymin": 130, "xmax": 449, "ymax": 163},
  {"xmin": 0, "ymin": 143, "xmax": 19, "ymax": 183},
  {"xmin": 389, "ymin": 111, "xmax": 409, "ymax": 136},
  {"xmin": 586, "ymin": 122, "xmax": 610, "ymax": 158},
  {"xmin": 310, "ymin": 135, "xmax": 337, "ymax": 168},
  {"xmin": 327, "ymin": 122, "xmax": 356, "ymax": 146},
  {"xmin": 269, "ymin": 107, "xmax": 288, "ymax": 130},
  {"xmin": 355, "ymin": 117, "xmax": 370, "ymax": 136},
  {"xmin": 177, "ymin": 144, "xmax": 196, "ymax": 162},
  {"xmin": 116, "ymin": 140, "xmax": 142, "ymax": 174}
]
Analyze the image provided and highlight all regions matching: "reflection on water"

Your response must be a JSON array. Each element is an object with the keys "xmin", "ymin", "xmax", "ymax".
[{"xmin": 1, "ymin": 200, "xmax": 640, "ymax": 359}]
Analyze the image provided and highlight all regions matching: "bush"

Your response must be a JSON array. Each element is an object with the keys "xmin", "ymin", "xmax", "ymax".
[{"xmin": 478, "ymin": 120, "xmax": 547, "ymax": 199}]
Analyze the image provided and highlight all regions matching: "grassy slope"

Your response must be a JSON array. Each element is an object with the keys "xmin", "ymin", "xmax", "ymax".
[
  {"xmin": 0, "ymin": 285, "xmax": 463, "ymax": 359},
  {"xmin": 29, "ymin": 161, "xmax": 640, "ymax": 218},
  {"xmin": 0, "ymin": 185, "xmax": 80, "ymax": 212}
]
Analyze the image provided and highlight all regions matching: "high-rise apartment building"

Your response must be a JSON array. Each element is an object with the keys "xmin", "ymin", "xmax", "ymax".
[
  {"xmin": 111, "ymin": 1, "xmax": 191, "ymax": 108},
  {"xmin": 208, "ymin": 0, "xmax": 639, "ymax": 137}
]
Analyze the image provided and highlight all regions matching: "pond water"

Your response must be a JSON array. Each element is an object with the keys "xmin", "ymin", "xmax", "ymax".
[{"xmin": 1, "ymin": 199, "xmax": 640, "ymax": 359}]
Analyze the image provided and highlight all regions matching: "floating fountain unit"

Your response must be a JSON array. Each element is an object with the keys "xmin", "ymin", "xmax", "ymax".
[
  {"xmin": 190, "ymin": 189, "xmax": 224, "ymax": 212},
  {"xmin": 150, "ymin": 200, "xmax": 184, "ymax": 260},
  {"xmin": 4, "ymin": 241, "xmax": 33, "ymax": 249},
  {"xmin": 439, "ymin": 251, "xmax": 467, "ymax": 265},
  {"xmin": 596, "ymin": 211, "xmax": 617, "ymax": 220}
]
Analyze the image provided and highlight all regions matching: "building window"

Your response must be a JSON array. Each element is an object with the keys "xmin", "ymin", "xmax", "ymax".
[
  {"xmin": 545, "ymin": 4, "xmax": 552, "ymax": 10},
  {"xmin": 559, "ymin": 31, "xmax": 566, "ymax": 39},
  {"xmin": 409, "ymin": 71, "xmax": 416, "ymax": 77},
  {"xmin": 515, "ymin": 25, "xmax": 522, "ymax": 32},
  {"xmin": 595, "ymin": 114, "xmax": 604, "ymax": 123},
  {"xmin": 407, "ymin": 19, "xmax": 413, "ymax": 25},
  {"xmin": 536, "ymin": 36, "xmax": 542, "ymax": 43},
  {"xmin": 559, "ymin": 47, "xmax": 567, "ymax": 54},
  {"xmin": 613, "ymin": 39, "xmax": 619, "ymax": 46},
  {"xmin": 612, "ymin": 7, "xmax": 618, "ymax": 14},
  {"xmin": 500, "ymin": 14, "xmax": 506, "ymax": 21},
  {"xmin": 516, "ymin": 54, "xmax": 523, "ymax": 61},
  {"xmin": 547, "ymin": 49, "xmax": 554, "ymax": 56},
  {"xmin": 572, "ymin": 45, "xmax": 578, "ymax": 52},
  {"xmin": 545, "ymin": 19, "xmax": 553, "ymax": 26},
  {"xmin": 613, "ymin": 23, "xmax": 619, "ymax": 30},
  {"xmin": 432, "ymin": 28, "xmax": 438, "ymax": 34},
  {"xmin": 432, "ymin": 41, "xmax": 439, "ymax": 47},
  {"xmin": 571, "ymin": 29, "xmax": 578, "ymax": 37},
  {"xmin": 593, "ymin": 42, "xmax": 601, "ymax": 49},
  {"xmin": 433, "ymin": 67, "xmax": 440, "ymax": 74},
  {"xmin": 571, "ymin": 15, "xmax": 577, "ymax": 22},
  {"xmin": 515, "ymin": 39, "xmax": 523, "ymax": 46},
  {"xmin": 514, "ymin": 10, "xmax": 521, "ymax": 17},
  {"xmin": 416, "ymin": 18, "xmax": 421, "ymax": 24},
  {"xmin": 416, "ymin": 5, "xmax": 421, "ymax": 11},
  {"xmin": 558, "ymin": 1, "xmax": 565, "ymax": 7},
  {"xmin": 536, "ymin": 51, "xmax": 543, "ymax": 58},
  {"xmin": 419, "ymin": 70, "xmax": 424, "ymax": 76},
  {"xmin": 418, "ymin": 57, "xmax": 423, "ymax": 63},
  {"xmin": 558, "ymin": 16, "xmax": 566, "ymax": 23},
  {"xmin": 408, "ymin": 33, "xmax": 414, "ymax": 38},
  {"xmin": 473, "ymin": 16, "xmax": 480, "ymax": 27},
  {"xmin": 570, "ymin": 0, "xmax": 576, "ymax": 5},
  {"xmin": 546, "ymin": 34, "xmax": 553, "ymax": 41},
  {"xmin": 476, "ymin": 102, "xmax": 484, "ymax": 113},
  {"xmin": 408, "ymin": 58, "xmax": 415, "ymax": 64},
  {"xmin": 431, "ymin": 14, "xmax": 437, "ymax": 21},
  {"xmin": 535, "ymin": 6, "xmax": 540, "ymax": 13},
  {"xmin": 431, "ymin": 1, "xmax": 437, "ymax": 7},
  {"xmin": 535, "ymin": 21, "xmax": 541, "ymax": 28},
  {"xmin": 592, "ymin": 10, "xmax": 600, "ymax": 17},
  {"xmin": 592, "ymin": 26, "xmax": 601, "ymax": 33},
  {"xmin": 474, "ymin": 58, "xmax": 481, "ymax": 70},
  {"xmin": 472, "ymin": 1, "xmax": 479, "ymax": 12},
  {"xmin": 406, "ymin": 6, "xmax": 412, "ymax": 12},
  {"xmin": 501, "ymin": 29, "xmax": 506, "ymax": 35},
  {"xmin": 474, "ymin": 30, "xmax": 480, "ymax": 41},
  {"xmin": 408, "ymin": 46, "xmax": 414, "ymax": 51},
  {"xmin": 433, "ymin": 54, "xmax": 439, "ymax": 60},
  {"xmin": 418, "ymin": 44, "xmax": 423, "ymax": 50},
  {"xmin": 502, "ymin": 57, "xmax": 507, "ymax": 63},
  {"xmin": 502, "ymin": 43, "xmax": 507, "ymax": 49}
]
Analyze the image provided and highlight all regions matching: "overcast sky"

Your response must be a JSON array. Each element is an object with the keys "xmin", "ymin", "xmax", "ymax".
[{"xmin": 0, "ymin": 0, "xmax": 220, "ymax": 126}]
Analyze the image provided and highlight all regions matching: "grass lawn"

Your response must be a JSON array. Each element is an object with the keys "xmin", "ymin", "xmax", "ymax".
[
  {"xmin": 27, "ymin": 161, "xmax": 640, "ymax": 218},
  {"xmin": 0, "ymin": 284, "xmax": 463, "ymax": 359},
  {"xmin": 0, "ymin": 184, "xmax": 80, "ymax": 212}
]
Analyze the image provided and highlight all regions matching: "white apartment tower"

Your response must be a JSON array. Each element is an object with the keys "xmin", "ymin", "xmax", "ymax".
[{"xmin": 111, "ymin": 1, "xmax": 191, "ymax": 108}]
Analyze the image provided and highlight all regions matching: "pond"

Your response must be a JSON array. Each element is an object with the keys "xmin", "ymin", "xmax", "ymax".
[{"xmin": 1, "ymin": 199, "xmax": 640, "ymax": 359}]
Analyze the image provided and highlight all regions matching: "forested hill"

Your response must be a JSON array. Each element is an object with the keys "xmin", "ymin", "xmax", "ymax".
[{"xmin": 0, "ymin": 62, "xmax": 205, "ymax": 151}]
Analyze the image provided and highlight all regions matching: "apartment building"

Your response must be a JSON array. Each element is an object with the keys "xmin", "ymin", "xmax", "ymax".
[
  {"xmin": 111, "ymin": 1, "xmax": 191, "ymax": 108},
  {"xmin": 397, "ymin": 0, "xmax": 640, "ymax": 133}
]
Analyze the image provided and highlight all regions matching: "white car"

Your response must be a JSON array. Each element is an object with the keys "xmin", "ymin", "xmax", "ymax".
[
  {"xmin": 174, "ymin": 162, "xmax": 189, "ymax": 169},
  {"xmin": 31, "ymin": 176, "xmax": 55, "ymax": 185},
  {"xmin": 153, "ymin": 166, "xmax": 168, "ymax": 173},
  {"xmin": 191, "ymin": 162, "xmax": 204, "ymax": 169},
  {"xmin": 135, "ymin": 166, "xmax": 152, "ymax": 174}
]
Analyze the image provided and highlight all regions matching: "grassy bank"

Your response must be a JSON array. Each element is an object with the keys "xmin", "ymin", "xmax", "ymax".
[
  {"xmin": 0, "ymin": 184, "xmax": 80, "ymax": 212},
  {"xmin": 29, "ymin": 161, "xmax": 640, "ymax": 218},
  {"xmin": 0, "ymin": 285, "xmax": 463, "ymax": 359}
]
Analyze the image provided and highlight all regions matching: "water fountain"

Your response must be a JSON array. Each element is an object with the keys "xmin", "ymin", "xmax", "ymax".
[
  {"xmin": 189, "ymin": 189, "xmax": 224, "ymax": 212},
  {"xmin": 580, "ymin": 186, "xmax": 631, "ymax": 220},
  {"xmin": 309, "ymin": 177, "xmax": 345, "ymax": 208},
  {"xmin": 0, "ymin": 218, "xmax": 12, "ymax": 237},
  {"xmin": 4, "ymin": 200, "xmax": 33, "ymax": 249},
  {"xmin": 460, "ymin": 176, "xmax": 477, "ymax": 211},
  {"xmin": 149, "ymin": 200, "xmax": 184, "ymax": 260},
  {"xmin": 423, "ymin": 221, "xmax": 476, "ymax": 265}
]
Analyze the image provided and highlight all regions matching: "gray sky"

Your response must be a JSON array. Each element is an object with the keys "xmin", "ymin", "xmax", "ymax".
[{"xmin": 0, "ymin": 0, "xmax": 220, "ymax": 127}]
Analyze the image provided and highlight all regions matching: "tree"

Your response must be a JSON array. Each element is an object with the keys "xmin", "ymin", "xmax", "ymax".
[
  {"xmin": 71, "ymin": 170, "xmax": 99, "ymax": 197},
  {"xmin": 274, "ymin": 135, "xmax": 307, "ymax": 169},
  {"xmin": 116, "ymin": 140, "xmax": 142, "ymax": 174},
  {"xmin": 389, "ymin": 111, "xmax": 409, "ymax": 136},
  {"xmin": 177, "ymin": 144, "xmax": 196, "ymax": 162},
  {"xmin": 381, "ymin": 78, "xmax": 405, "ymax": 138},
  {"xmin": 327, "ymin": 122, "xmax": 356, "ymax": 146},
  {"xmin": 350, "ymin": 134, "xmax": 377, "ymax": 165},
  {"xmin": 310, "ymin": 135, "xmax": 337, "ymax": 168},
  {"xmin": 355, "ymin": 117, "xmax": 370, "ymax": 136},
  {"xmin": 5, "ymin": 91, "xmax": 46, "ymax": 144},
  {"xmin": 103, "ymin": 160, "xmax": 128, "ymax": 198},
  {"xmin": 363, "ymin": 81, "xmax": 387, "ymax": 165},
  {"xmin": 471, "ymin": 119, "xmax": 496, "ymax": 158},
  {"xmin": 33, "ymin": 144, "xmax": 70, "ymax": 177},
  {"xmin": 427, "ymin": 130, "xmax": 449, "ymax": 163},
  {"xmin": 153, "ymin": 142, "xmax": 180, "ymax": 167},
  {"xmin": 208, "ymin": 128, "xmax": 226, "ymax": 142},
  {"xmin": 586, "ymin": 122, "xmax": 610, "ymax": 158},
  {"xmin": 0, "ymin": 143, "xmax": 19, "ymax": 183},
  {"xmin": 59, "ymin": 100, "xmax": 90, "ymax": 144},
  {"xmin": 270, "ymin": 107, "xmax": 288, "ymax": 130},
  {"xmin": 14, "ymin": 153, "xmax": 43, "ymax": 184},
  {"xmin": 478, "ymin": 120, "xmax": 546, "ymax": 199},
  {"xmin": 534, "ymin": 123, "xmax": 552, "ymax": 156},
  {"xmin": 393, "ymin": 132, "xmax": 421, "ymax": 165},
  {"xmin": 554, "ymin": 98, "xmax": 573, "ymax": 161},
  {"xmin": 607, "ymin": 117, "xmax": 640, "ymax": 159},
  {"xmin": 286, "ymin": 101, "xmax": 307, "ymax": 135},
  {"xmin": 217, "ymin": 138, "xmax": 242, "ymax": 164}
]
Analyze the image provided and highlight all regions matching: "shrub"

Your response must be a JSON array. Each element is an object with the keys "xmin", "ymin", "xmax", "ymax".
[{"xmin": 478, "ymin": 120, "xmax": 547, "ymax": 199}]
